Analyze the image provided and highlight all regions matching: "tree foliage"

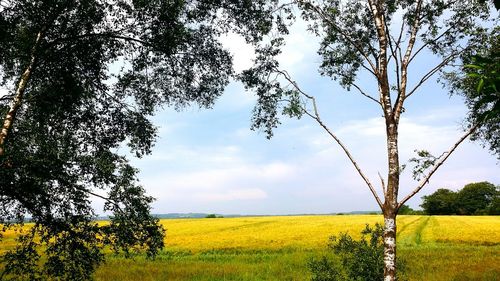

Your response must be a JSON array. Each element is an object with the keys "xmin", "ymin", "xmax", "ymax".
[
  {"xmin": 445, "ymin": 28, "xmax": 500, "ymax": 158},
  {"xmin": 421, "ymin": 182, "xmax": 499, "ymax": 215},
  {"xmin": 308, "ymin": 224, "xmax": 406, "ymax": 281},
  {"xmin": 397, "ymin": 205, "xmax": 415, "ymax": 215},
  {"xmin": 0, "ymin": 0, "xmax": 277, "ymax": 279},
  {"xmin": 420, "ymin": 188, "xmax": 458, "ymax": 215},
  {"xmin": 456, "ymin": 182, "xmax": 499, "ymax": 215}
]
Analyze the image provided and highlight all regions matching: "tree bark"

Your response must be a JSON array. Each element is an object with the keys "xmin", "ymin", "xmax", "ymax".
[
  {"xmin": 383, "ymin": 211, "xmax": 397, "ymax": 281},
  {"xmin": 0, "ymin": 31, "xmax": 43, "ymax": 156},
  {"xmin": 383, "ymin": 108, "xmax": 400, "ymax": 281}
]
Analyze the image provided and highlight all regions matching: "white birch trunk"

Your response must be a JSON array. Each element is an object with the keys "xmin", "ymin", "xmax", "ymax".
[{"xmin": 0, "ymin": 31, "xmax": 43, "ymax": 156}]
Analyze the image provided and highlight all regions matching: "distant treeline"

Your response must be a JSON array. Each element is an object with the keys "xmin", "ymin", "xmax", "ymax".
[{"xmin": 405, "ymin": 181, "xmax": 499, "ymax": 215}]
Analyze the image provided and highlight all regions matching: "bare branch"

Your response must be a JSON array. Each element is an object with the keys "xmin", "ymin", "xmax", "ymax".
[
  {"xmin": 378, "ymin": 172, "xmax": 386, "ymax": 196},
  {"xmin": 303, "ymin": 107, "xmax": 384, "ymax": 209},
  {"xmin": 398, "ymin": 123, "xmax": 480, "ymax": 208},
  {"xmin": 275, "ymin": 68, "xmax": 384, "ymax": 209},
  {"xmin": 387, "ymin": 32, "xmax": 401, "ymax": 101},
  {"xmin": 402, "ymin": 0, "xmax": 423, "ymax": 68},
  {"xmin": 273, "ymin": 69, "xmax": 384, "ymax": 208},
  {"xmin": 406, "ymin": 51, "xmax": 461, "ymax": 99},
  {"xmin": 0, "ymin": 94, "xmax": 14, "ymax": 102},
  {"xmin": 332, "ymin": 72, "xmax": 382, "ymax": 106},
  {"xmin": 350, "ymin": 83, "xmax": 382, "ymax": 106}
]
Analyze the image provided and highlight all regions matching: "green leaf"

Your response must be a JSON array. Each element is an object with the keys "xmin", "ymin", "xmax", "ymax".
[{"xmin": 477, "ymin": 79, "xmax": 485, "ymax": 93}]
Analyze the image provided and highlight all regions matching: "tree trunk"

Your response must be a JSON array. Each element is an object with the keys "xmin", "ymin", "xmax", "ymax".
[
  {"xmin": 383, "ymin": 211, "xmax": 397, "ymax": 281},
  {"xmin": 384, "ymin": 119, "xmax": 400, "ymax": 281},
  {"xmin": 0, "ymin": 31, "xmax": 43, "ymax": 156}
]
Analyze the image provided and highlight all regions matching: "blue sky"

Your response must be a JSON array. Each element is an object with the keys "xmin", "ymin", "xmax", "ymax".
[
  {"xmin": 124, "ymin": 18, "xmax": 500, "ymax": 215},
  {"xmin": 1, "ymin": 12, "xmax": 494, "ymax": 216}
]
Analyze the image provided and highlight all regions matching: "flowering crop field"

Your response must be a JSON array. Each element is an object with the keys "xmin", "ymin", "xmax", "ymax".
[
  {"xmin": 2, "ymin": 215, "xmax": 499, "ymax": 280},
  {"xmin": 160, "ymin": 215, "xmax": 500, "ymax": 251},
  {"xmin": 95, "ymin": 215, "xmax": 499, "ymax": 281}
]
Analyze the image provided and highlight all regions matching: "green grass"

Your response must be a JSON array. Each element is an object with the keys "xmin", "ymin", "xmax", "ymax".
[
  {"xmin": 96, "ymin": 250, "xmax": 313, "ymax": 281},
  {"xmin": 94, "ymin": 244, "xmax": 500, "ymax": 281}
]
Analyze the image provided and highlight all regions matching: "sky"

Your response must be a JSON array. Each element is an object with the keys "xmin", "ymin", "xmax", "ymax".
[
  {"xmin": 1, "ymin": 10, "xmax": 498, "ymax": 216},
  {"xmin": 122, "ymin": 17, "xmax": 500, "ymax": 216}
]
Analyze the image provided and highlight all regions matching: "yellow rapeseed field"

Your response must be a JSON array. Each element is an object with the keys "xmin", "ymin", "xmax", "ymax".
[
  {"xmin": 161, "ymin": 215, "xmax": 382, "ymax": 252},
  {"xmin": 2, "ymin": 215, "xmax": 500, "ymax": 281},
  {"xmin": 160, "ymin": 215, "xmax": 500, "ymax": 252}
]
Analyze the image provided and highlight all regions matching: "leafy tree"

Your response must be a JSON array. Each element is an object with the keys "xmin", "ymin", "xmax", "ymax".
[
  {"xmin": 445, "ymin": 31, "xmax": 500, "ymax": 157},
  {"xmin": 0, "ymin": 0, "xmax": 275, "ymax": 280},
  {"xmin": 456, "ymin": 182, "xmax": 498, "ymax": 215},
  {"xmin": 239, "ymin": 0, "xmax": 496, "ymax": 279},
  {"xmin": 420, "ymin": 188, "xmax": 458, "ymax": 215},
  {"xmin": 486, "ymin": 193, "xmax": 500, "ymax": 215},
  {"xmin": 420, "ymin": 182, "xmax": 499, "ymax": 215},
  {"xmin": 397, "ymin": 205, "xmax": 415, "ymax": 215}
]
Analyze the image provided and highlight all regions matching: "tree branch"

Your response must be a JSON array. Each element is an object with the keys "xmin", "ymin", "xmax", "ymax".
[
  {"xmin": 0, "ymin": 30, "xmax": 45, "ymax": 156},
  {"xmin": 406, "ymin": 51, "xmax": 461, "ymax": 99},
  {"xmin": 398, "ymin": 123, "xmax": 480, "ymax": 208},
  {"xmin": 276, "ymin": 68, "xmax": 384, "ymax": 209},
  {"xmin": 331, "ymin": 72, "xmax": 382, "ymax": 106},
  {"xmin": 378, "ymin": 172, "xmax": 386, "ymax": 196},
  {"xmin": 408, "ymin": 26, "xmax": 454, "ymax": 65},
  {"xmin": 0, "ymin": 94, "xmax": 14, "ymax": 102},
  {"xmin": 73, "ymin": 185, "xmax": 124, "ymax": 214},
  {"xmin": 297, "ymin": 0, "xmax": 379, "ymax": 76},
  {"xmin": 394, "ymin": 0, "xmax": 423, "ymax": 122}
]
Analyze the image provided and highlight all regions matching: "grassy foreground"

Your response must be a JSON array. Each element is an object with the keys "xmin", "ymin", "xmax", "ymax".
[{"xmin": 94, "ymin": 215, "xmax": 499, "ymax": 281}]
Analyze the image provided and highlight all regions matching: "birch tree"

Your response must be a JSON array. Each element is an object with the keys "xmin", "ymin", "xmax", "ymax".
[
  {"xmin": 0, "ymin": 0, "xmax": 274, "ymax": 279},
  {"xmin": 239, "ymin": 1, "xmax": 497, "ymax": 280}
]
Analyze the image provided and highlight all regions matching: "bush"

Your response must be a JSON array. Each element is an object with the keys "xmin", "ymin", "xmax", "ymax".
[
  {"xmin": 205, "ymin": 214, "xmax": 223, "ymax": 218},
  {"xmin": 308, "ymin": 224, "xmax": 406, "ymax": 281}
]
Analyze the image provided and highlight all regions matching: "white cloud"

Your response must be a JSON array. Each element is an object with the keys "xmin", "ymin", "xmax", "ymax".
[
  {"xmin": 277, "ymin": 17, "xmax": 321, "ymax": 76},
  {"xmin": 194, "ymin": 188, "xmax": 268, "ymax": 202},
  {"xmin": 0, "ymin": 84, "xmax": 12, "ymax": 99},
  {"xmin": 219, "ymin": 33, "xmax": 255, "ymax": 74},
  {"xmin": 144, "ymin": 161, "xmax": 296, "ymax": 194}
]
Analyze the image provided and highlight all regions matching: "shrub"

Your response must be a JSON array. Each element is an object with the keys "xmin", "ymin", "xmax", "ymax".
[
  {"xmin": 308, "ymin": 224, "xmax": 406, "ymax": 281},
  {"xmin": 205, "ymin": 214, "xmax": 224, "ymax": 218}
]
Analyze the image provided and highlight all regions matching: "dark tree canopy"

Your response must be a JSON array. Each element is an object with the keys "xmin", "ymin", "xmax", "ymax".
[
  {"xmin": 420, "ymin": 188, "xmax": 458, "ymax": 215},
  {"xmin": 0, "ymin": 0, "xmax": 276, "ymax": 280},
  {"xmin": 456, "ymin": 182, "xmax": 499, "ymax": 215},
  {"xmin": 421, "ymin": 182, "xmax": 499, "ymax": 215}
]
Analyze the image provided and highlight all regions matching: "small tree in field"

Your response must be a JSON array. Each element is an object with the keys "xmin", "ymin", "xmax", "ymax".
[{"xmin": 239, "ymin": 1, "xmax": 497, "ymax": 280}]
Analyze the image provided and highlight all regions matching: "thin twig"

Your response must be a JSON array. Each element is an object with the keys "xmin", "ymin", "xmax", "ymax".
[
  {"xmin": 378, "ymin": 172, "xmax": 386, "ymax": 196},
  {"xmin": 406, "ymin": 51, "xmax": 461, "ymax": 99}
]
